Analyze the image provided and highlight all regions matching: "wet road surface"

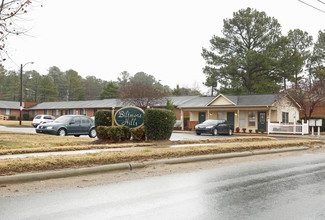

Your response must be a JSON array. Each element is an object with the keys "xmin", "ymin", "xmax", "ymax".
[{"xmin": 2, "ymin": 153, "xmax": 325, "ymax": 219}]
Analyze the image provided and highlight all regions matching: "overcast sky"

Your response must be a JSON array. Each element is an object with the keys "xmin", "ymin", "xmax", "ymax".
[{"xmin": 4, "ymin": 0, "xmax": 325, "ymax": 94}]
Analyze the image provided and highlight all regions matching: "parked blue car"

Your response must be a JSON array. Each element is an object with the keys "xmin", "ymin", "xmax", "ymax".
[{"xmin": 36, "ymin": 115, "xmax": 97, "ymax": 138}]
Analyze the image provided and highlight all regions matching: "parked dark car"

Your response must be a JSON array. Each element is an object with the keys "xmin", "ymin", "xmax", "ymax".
[
  {"xmin": 36, "ymin": 115, "xmax": 97, "ymax": 138},
  {"xmin": 194, "ymin": 119, "xmax": 234, "ymax": 136}
]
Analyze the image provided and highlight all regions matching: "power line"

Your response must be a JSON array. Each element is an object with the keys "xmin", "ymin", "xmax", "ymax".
[
  {"xmin": 298, "ymin": 0, "xmax": 325, "ymax": 13},
  {"xmin": 317, "ymin": 0, "xmax": 325, "ymax": 5}
]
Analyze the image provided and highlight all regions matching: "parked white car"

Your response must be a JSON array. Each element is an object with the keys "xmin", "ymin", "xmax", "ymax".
[{"xmin": 32, "ymin": 115, "xmax": 57, "ymax": 128}]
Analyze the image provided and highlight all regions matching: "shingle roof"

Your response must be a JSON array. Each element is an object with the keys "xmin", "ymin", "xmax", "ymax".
[
  {"xmin": 179, "ymin": 94, "xmax": 283, "ymax": 108},
  {"xmin": 27, "ymin": 99, "xmax": 123, "ymax": 110},
  {"xmin": 178, "ymin": 96, "xmax": 216, "ymax": 107},
  {"xmin": 224, "ymin": 94, "xmax": 281, "ymax": 106},
  {"xmin": 0, "ymin": 101, "xmax": 23, "ymax": 109},
  {"xmin": 1, "ymin": 94, "xmax": 286, "ymax": 110},
  {"xmin": 26, "ymin": 96, "xmax": 199, "ymax": 110}
]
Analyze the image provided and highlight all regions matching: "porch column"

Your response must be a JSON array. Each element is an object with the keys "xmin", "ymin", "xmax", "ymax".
[
  {"xmin": 181, "ymin": 109, "xmax": 184, "ymax": 130},
  {"xmin": 207, "ymin": 110, "xmax": 210, "ymax": 120}
]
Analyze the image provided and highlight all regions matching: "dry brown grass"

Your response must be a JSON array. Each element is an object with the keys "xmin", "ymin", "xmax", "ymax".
[
  {"xmin": 0, "ymin": 134, "xmax": 276, "ymax": 155},
  {"xmin": 1, "ymin": 139, "xmax": 323, "ymax": 175},
  {"xmin": 0, "ymin": 120, "xmax": 32, "ymax": 127}
]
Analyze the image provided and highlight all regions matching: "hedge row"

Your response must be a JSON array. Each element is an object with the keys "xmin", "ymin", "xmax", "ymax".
[
  {"xmin": 95, "ymin": 108, "xmax": 175, "ymax": 141},
  {"xmin": 97, "ymin": 126, "xmax": 145, "ymax": 142}
]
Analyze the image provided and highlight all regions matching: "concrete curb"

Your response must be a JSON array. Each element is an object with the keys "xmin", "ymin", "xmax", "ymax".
[{"xmin": 0, "ymin": 146, "xmax": 309, "ymax": 185}]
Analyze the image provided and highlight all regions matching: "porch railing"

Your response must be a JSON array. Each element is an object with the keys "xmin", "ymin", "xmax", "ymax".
[{"xmin": 267, "ymin": 119, "xmax": 309, "ymax": 135}]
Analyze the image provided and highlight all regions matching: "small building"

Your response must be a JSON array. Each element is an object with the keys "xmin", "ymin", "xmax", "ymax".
[{"xmin": 178, "ymin": 94, "xmax": 301, "ymax": 132}]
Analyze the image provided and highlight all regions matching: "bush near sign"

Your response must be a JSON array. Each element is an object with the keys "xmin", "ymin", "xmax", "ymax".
[{"xmin": 114, "ymin": 106, "xmax": 144, "ymax": 128}]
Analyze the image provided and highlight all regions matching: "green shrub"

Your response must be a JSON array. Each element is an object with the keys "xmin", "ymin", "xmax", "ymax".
[
  {"xmin": 23, "ymin": 113, "xmax": 30, "ymax": 121},
  {"xmin": 130, "ymin": 127, "xmax": 145, "ymax": 141},
  {"xmin": 260, "ymin": 129, "xmax": 265, "ymax": 133},
  {"xmin": 255, "ymin": 129, "xmax": 259, "ymax": 133},
  {"xmin": 96, "ymin": 126, "xmax": 110, "ymax": 139},
  {"xmin": 95, "ymin": 110, "xmax": 112, "ymax": 127},
  {"xmin": 9, "ymin": 115, "xmax": 16, "ymax": 120},
  {"xmin": 121, "ymin": 126, "xmax": 131, "ymax": 141},
  {"xmin": 144, "ymin": 109, "xmax": 176, "ymax": 140},
  {"xmin": 107, "ymin": 126, "xmax": 123, "ymax": 142},
  {"xmin": 249, "ymin": 129, "xmax": 252, "ymax": 133}
]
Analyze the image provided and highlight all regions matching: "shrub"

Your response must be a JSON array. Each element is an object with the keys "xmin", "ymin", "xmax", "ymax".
[
  {"xmin": 121, "ymin": 125, "xmax": 131, "ymax": 141},
  {"xmin": 96, "ymin": 126, "xmax": 110, "ymax": 139},
  {"xmin": 9, "ymin": 115, "xmax": 16, "ymax": 120},
  {"xmin": 95, "ymin": 110, "xmax": 112, "ymax": 127},
  {"xmin": 23, "ymin": 113, "xmax": 30, "ymax": 121},
  {"xmin": 249, "ymin": 129, "xmax": 252, "ymax": 133},
  {"xmin": 242, "ymin": 128, "xmax": 246, "ymax": 133},
  {"xmin": 260, "ymin": 129, "xmax": 265, "ymax": 133},
  {"xmin": 235, "ymin": 127, "xmax": 240, "ymax": 133},
  {"xmin": 107, "ymin": 126, "xmax": 123, "ymax": 142},
  {"xmin": 131, "ymin": 127, "xmax": 145, "ymax": 141},
  {"xmin": 255, "ymin": 129, "xmax": 259, "ymax": 133},
  {"xmin": 144, "ymin": 109, "xmax": 176, "ymax": 140}
]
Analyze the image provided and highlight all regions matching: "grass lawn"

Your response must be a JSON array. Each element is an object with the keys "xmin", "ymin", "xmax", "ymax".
[
  {"xmin": 0, "ymin": 120, "xmax": 32, "ymax": 127},
  {"xmin": 0, "ymin": 132, "xmax": 324, "ymax": 175}
]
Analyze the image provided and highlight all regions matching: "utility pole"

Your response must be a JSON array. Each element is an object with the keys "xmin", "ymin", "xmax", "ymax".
[
  {"xmin": 19, "ymin": 62, "xmax": 34, "ymax": 126},
  {"xmin": 19, "ymin": 64, "xmax": 23, "ymax": 125}
]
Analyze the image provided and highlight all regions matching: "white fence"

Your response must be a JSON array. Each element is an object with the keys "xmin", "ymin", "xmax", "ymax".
[{"xmin": 268, "ymin": 119, "xmax": 309, "ymax": 135}]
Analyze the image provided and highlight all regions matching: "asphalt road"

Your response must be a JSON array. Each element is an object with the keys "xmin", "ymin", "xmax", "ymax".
[{"xmin": 2, "ymin": 152, "xmax": 325, "ymax": 219}]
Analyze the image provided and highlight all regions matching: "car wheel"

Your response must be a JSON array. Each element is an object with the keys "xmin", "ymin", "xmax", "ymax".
[
  {"xmin": 228, "ymin": 129, "xmax": 233, "ymax": 136},
  {"xmin": 196, "ymin": 132, "xmax": 201, "ymax": 135},
  {"xmin": 58, "ymin": 128, "xmax": 67, "ymax": 136},
  {"xmin": 89, "ymin": 128, "xmax": 97, "ymax": 138},
  {"xmin": 212, "ymin": 128, "xmax": 218, "ymax": 136},
  {"xmin": 74, "ymin": 135, "xmax": 80, "ymax": 137}
]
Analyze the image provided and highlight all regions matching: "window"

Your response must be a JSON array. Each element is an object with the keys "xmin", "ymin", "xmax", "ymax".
[
  {"xmin": 217, "ymin": 112, "xmax": 224, "ymax": 120},
  {"xmin": 248, "ymin": 112, "xmax": 256, "ymax": 127},
  {"xmin": 80, "ymin": 109, "xmax": 86, "ymax": 115},
  {"xmin": 282, "ymin": 112, "xmax": 289, "ymax": 124},
  {"xmin": 52, "ymin": 109, "xmax": 59, "ymax": 116},
  {"xmin": 52, "ymin": 110, "xmax": 57, "ymax": 116},
  {"xmin": 81, "ymin": 117, "xmax": 91, "ymax": 124},
  {"xmin": 32, "ymin": 110, "xmax": 37, "ymax": 116},
  {"xmin": 239, "ymin": 112, "xmax": 245, "ymax": 127},
  {"xmin": 44, "ymin": 109, "xmax": 49, "ymax": 115},
  {"xmin": 1, "ymin": 109, "xmax": 10, "ymax": 115},
  {"xmin": 69, "ymin": 109, "xmax": 76, "ymax": 115}
]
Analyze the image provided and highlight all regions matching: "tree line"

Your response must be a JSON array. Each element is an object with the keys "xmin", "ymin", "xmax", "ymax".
[
  {"xmin": 202, "ymin": 7, "xmax": 325, "ymax": 119},
  {"xmin": 202, "ymin": 8, "xmax": 325, "ymax": 96},
  {"xmin": 0, "ymin": 66, "xmax": 201, "ymax": 104}
]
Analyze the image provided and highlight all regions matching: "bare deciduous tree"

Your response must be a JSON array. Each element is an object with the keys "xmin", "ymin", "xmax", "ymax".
[
  {"xmin": 0, "ymin": 0, "xmax": 35, "ymax": 61},
  {"xmin": 119, "ymin": 82, "xmax": 165, "ymax": 108},
  {"xmin": 286, "ymin": 79, "xmax": 325, "ymax": 121}
]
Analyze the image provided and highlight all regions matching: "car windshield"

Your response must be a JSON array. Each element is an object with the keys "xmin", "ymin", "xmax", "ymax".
[
  {"xmin": 54, "ymin": 116, "xmax": 72, "ymax": 123},
  {"xmin": 201, "ymin": 120, "xmax": 223, "ymax": 125},
  {"xmin": 35, "ymin": 115, "xmax": 42, "ymax": 119}
]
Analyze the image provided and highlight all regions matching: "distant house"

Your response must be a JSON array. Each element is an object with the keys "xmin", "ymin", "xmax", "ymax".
[
  {"xmin": 0, "ymin": 94, "xmax": 302, "ymax": 132},
  {"xmin": 25, "ymin": 96, "xmax": 196, "ymax": 119},
  {"xmin": 178, "ymin": 94, "xmax": 301, "ymax": 131},
  {"xmin": 0, "ymin": 101, "xmax": 37, "ymax": 119},
  {"xmin": 0, "ymin": 101, "xmax": 22, "ymax": 119}
]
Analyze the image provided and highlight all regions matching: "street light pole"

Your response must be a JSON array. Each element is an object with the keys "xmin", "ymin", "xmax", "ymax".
[
  {"xmin": 19, "ymin": 62, "xmax": 34, "ymax": 126},
  {"xmin": 19, "ymin": 64, "xmax": 23, "ymax": 125}
]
